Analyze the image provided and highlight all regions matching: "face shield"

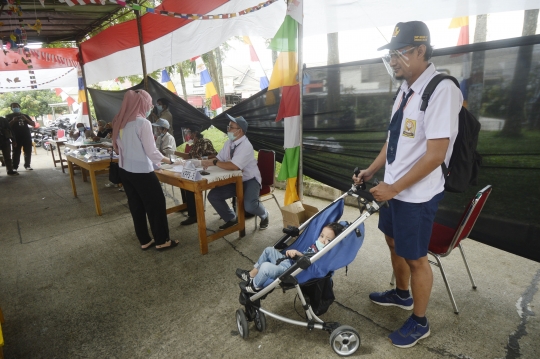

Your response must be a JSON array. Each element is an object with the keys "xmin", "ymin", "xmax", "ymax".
[{"xmin": 381, "ymin": 46, "xmax": 417, "ymax": 83}]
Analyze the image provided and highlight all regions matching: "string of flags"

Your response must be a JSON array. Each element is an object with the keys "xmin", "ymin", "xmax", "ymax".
[
  {"xmin": 57, "ymin": 0, "xmax": 278, "ymax": 19},
  {"xmin": 0, "ymin": 67, "xmax": 75, "ymax": 90}
]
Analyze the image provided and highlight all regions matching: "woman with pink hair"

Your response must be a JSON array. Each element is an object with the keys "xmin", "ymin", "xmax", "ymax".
[{"xmin": 112, "ymin": 90, "xmax": 178, "ymax": 251}]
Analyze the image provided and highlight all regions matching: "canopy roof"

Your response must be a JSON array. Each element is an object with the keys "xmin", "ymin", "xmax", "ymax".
[{"xmin": 0, "ymin": 0, "xmax": 122, "ymax": 44}]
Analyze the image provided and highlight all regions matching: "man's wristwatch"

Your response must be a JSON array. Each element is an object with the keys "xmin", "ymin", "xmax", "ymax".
[{"xmin": 213, "ymin": 158, "xmax": 218, "ymax": 166}]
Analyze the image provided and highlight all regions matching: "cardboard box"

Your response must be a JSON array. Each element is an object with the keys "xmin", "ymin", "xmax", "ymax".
[{"xmin": 280, "ymin": 201, "xmax": 319, "ymax": 229}]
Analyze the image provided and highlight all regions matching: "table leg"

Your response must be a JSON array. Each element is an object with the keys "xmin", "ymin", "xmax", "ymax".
[
  {"xmin": 57, "ymin": 146, "xmax": 65, "ymax": 174},
  {"xmin": 67, "ymin": 160, "xmax": 77, "ymax": 198},
  {"xmin": 236, "ymin": 177, "xmax": 246, "ymax": 237},
  {"xmin": 82, "ymin": 168, "xmax": 88, "ymax": 182},
  {"xmin": 88, "ymin": 168, "xmax": 102, "ymax": 216},
  {"xmin": 50, "ymin": 145, "xmax": 57, "ymax": 167},
  {"xmin": 194, "ymin": 188, "xmax": 208, "ymax": 254}
]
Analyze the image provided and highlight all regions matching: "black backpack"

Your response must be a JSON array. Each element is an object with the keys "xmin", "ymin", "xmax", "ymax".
[{"xmin": 420, "ymin": 74, "xmax": 482, "ymax": 193}]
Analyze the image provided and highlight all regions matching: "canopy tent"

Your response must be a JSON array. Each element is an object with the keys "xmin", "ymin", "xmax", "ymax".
[
  {"xmin": 79, "ymin": 0, "xmax": 287, "ymax": 85},
  {"xmin": 0, "ymin": 48, "xmax": 79, "ymax": 92},
  {"xmin": 0, "ymin": 0, "xmax": 123, "ymax": 43}
]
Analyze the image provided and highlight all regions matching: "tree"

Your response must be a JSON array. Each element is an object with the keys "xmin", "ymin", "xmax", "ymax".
[
  {"xmin": 501, "ymin": 9, "xmax": 539, "ymax": 137},
  {"xmin": 326, "ymin": 32, "xmax": 341, "ymax": 114},
  {"xmin": 0, "ymin": 90, "xmax": 64, "ymax": 118},
  {"xmin": 468, "ymin": 14, "xmax": 487, "ymax": 120}
]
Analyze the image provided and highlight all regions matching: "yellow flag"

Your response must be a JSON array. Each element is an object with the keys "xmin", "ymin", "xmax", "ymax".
[
  {"xmin": 268, "ymin": 52, "xmax": 298, "ymax": 90},
  {"xmin": 205, "ymin": 82, "xmax": 218, "ymax": 98},
  {"xmin": 449, "ymin": 17, "xmax": 469, "ymax": 29},
  {"xmin": 284, "ymin": 177, "xmax": 300, "ymax": 205}
]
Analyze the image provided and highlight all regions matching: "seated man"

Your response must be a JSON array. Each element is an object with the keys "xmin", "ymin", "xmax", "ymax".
[
  {"xmin": 152, "ymin": 118, "xmax": 176, "ymax": 156},
  {"xmin": 236, "ymin": 222, "xmax": 344, "ymax": 293},
  {"xmin": 178, "ymin": 126, "xmax": 218, "ymax": 226},
  {"xmin": 201, "ymin": 114, "xmax": 269, "ymax": 230}
]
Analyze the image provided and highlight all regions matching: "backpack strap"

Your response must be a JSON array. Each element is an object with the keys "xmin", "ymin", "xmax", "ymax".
[
  {"xmin": 420, "ymin": 73, "xmax": 460, "ymax": 176},
  {"xmin": 420, "ymin": 74, "xmax": 460, "ymax": 111}
]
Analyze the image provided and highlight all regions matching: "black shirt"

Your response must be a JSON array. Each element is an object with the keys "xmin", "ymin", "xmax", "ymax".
[{"xmin": 6, "ymin": 112, "xmax": 32, "ymax": 139}]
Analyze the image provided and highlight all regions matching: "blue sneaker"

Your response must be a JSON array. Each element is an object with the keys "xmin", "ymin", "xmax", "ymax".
[
  {"xmin": 388, "ymin": 316, "xmax": 430, "ymax": 348},
  {"xmin": 369, "ymin": 289, "xmax": 413, "ymax": 310}
]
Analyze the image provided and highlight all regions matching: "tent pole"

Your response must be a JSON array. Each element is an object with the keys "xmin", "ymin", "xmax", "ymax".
[
  {"xmin": 78, "ymin": 42, "xmax": 93, "ymax": 130},
  {"xmin": 135, "ymin": 9, "xmax": 148, "ymax": 91},
  {"xmin": 298, "ymin": 20, "xmax": 304, "ymax": 201}
]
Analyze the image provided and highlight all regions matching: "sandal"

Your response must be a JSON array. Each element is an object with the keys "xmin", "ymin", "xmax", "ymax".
[
  {"xmin": 156, "ymin": 240, "xmax": 179, "ymax": 252},
  {"xmin": 141, "ymin": 239, "xmax": 155, "ymax": 251}
]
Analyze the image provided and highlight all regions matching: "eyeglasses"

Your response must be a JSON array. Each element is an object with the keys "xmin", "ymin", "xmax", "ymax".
[
  {"xmin": 227, "ymin": 125, "xmax": 240, "ymax": 130},
  {"xmin": 383, "ymin": 47, "xmax": 417, "ymax": 63}
]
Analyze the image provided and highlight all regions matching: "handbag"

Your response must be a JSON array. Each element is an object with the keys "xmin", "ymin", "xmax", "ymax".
[{"xmin": 109, "ymin": 152, "xmax": 121, "ymax": 184}]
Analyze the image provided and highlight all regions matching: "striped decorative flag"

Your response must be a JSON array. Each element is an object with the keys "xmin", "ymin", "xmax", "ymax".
[
  {"xmin": 78, "ymin": 75, "xmax": 86, "ymax": 103},
  {"xmin": 194, "ymin": 57, "xmax": 222, "ymax": 112},
  {"xmin": 161, "ymin": 69, "xmax": 177, "ymax": 94},
  {"xmin": 243, "ymin": 36, "xmax": 269, "ymax": 90},
  {"xmin": 269, "ymin": 7, "xmax": 302, "ymax": 205},
  {"xmin": 55, "ymin": 88, "xmax": 76, "ymax": 106}
]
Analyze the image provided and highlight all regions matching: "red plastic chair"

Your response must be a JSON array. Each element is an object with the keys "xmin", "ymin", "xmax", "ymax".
[
  {"xmin": 255, "ymin": 149, "xmax": 280, "ymax": 228},
  {"xmin": 429, "ymin": 184, "xmax": 492, "ymax": 314}
]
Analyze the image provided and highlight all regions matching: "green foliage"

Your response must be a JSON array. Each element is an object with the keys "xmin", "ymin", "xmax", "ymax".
[{"xmin": 0, "ymin": 90, "xmax": 64, "ymax": 117}]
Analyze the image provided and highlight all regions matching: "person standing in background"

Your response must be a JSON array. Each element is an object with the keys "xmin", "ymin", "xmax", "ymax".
[
  {"xmin": 156, "ymin": 98, "xmax": 173, "ymax": 135},
  {"xmin": 0, "ymin": 116, "xmax": 19, "ymax": 176},
  {"xmin": 6, "ymin": 103, "xmax": 35, "ymax": 171}
]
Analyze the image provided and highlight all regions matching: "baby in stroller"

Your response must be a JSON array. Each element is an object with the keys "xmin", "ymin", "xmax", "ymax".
[{"xmin": 236, "ymin": 222, "xmax": 345, "ymax": 294}]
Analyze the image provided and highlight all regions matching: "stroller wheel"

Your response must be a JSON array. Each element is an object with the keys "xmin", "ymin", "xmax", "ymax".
[
  {"xmin": 236, "ymin": 309, "xmax": 249, "ymax": 339},
  {"xmin": 254, "ymin": 310, "xmax": 266, "ymax": 332},
  {"xmin": 329, "ymin": 325, "xmax": 360, "ymax": 357}
]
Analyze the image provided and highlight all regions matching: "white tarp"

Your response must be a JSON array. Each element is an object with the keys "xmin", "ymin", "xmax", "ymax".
[{"xmin": 303, "ymin": 0, "xmax": 540, "ymax": 36}]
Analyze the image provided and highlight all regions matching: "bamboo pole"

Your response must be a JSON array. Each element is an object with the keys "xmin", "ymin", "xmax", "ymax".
[
  {"xmin": 298, "ymin": 21, "xmax": 304, "ymax": 200},
  {"xmin": 135, "ymin": 9, "xmax": 148, "ymax": 90}
]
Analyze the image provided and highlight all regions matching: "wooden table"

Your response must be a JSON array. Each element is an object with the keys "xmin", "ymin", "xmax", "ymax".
[
  {"xmin": 155, "ymin": 167, "xmax": 246, "ymax": 255},
  {"xmin": 66, "ymin": 155, "xmax": 116, "ymax": 216},
  {"xmin": 48, "ymin": 139, "xmax": 68, "ymax": 173}
]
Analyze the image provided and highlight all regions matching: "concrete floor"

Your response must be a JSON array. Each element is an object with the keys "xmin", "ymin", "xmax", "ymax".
[{"xmin": 0, "ymin": 147, "xmax": 539, "ymax": 359}]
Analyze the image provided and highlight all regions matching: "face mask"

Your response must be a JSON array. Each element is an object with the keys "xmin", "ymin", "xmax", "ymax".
[
  {"xmin": 315, "ymin": 240, "xmax": 325, "ymax": 251},
  {"xmin": 13, "ymin": 108, "xmax": 21, "ymax": 113},
  {"xmin": 77, "ymin": 126, "xmax": 84, "ymax": 132},
  {"xmin": 146, "ymin": 109, "xmax": 152, "ymax": 117},
  {"xmin": 157, "ymin": 105, "xmax": 163, "ymax": 112},
  {"xmin": 227, "ymin": 131, "xmax": 236, "ymax": 141}
]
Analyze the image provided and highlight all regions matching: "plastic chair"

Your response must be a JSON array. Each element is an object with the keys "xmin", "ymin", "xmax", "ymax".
[
  {"xmin": 390, "ymin": 185, "xmax": 492, "ymax": 314},
  {"xmin": 429, "ymin": 184, "xmax": 492, "ymax": 314},
  {"xmin": 255, "ymin": 149, "xmax": 280, "ymax": 228}
]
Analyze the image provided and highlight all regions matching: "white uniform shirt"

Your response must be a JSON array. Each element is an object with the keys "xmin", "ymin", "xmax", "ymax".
[
  {"xmin": 155, "ymin": 132, "xmax": 176, "ymax": 155},
  {"xmin": 116, "ymin": 117, "xmax": 164, "ymax": 173},
  {"xmin": 385, "ymin": 63, "xmax": 463, "ymax": 203},
  {"xmin": 216, "ymin": 135, "xmax": 261, "ymax": 185}
]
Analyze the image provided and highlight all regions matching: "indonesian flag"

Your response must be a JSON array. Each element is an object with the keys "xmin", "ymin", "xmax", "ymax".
[{"xmin": 80, "ymin": 0, "xmax": 286, "ymax": 85}]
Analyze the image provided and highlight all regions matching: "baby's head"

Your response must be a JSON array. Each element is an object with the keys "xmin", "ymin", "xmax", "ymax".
[{"xmin": 319, "ymin": 222, "xmax": 345, "ymax": 246}]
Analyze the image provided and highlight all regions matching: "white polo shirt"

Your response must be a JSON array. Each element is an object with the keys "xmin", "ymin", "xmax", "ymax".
[
  {"xmin": 385, "ymin": 63, "xmax": 463, "ymax": 203},
  {"xmin": 216, "ymin": 135, "xmax": 261, "ymax": 185}
]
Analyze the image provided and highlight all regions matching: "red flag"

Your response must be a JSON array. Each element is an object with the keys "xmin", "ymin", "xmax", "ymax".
[{"xmin": 275, "ymin": 84, "xmax": 300, "ymax": 122}]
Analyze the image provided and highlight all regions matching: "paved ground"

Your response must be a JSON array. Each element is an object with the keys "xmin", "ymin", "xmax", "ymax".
[{"xmin": 0, "ymin": 147, "xmax": 539, "ymax": 359}]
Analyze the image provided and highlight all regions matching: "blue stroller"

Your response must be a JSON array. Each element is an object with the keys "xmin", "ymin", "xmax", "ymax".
[{"xmin": 236, "ymin": 181, "xmax": 387, "ymax": 356}]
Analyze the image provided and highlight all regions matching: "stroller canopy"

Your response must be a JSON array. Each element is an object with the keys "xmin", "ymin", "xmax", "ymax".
[{"xmin": 277, "ymin": 199, "xmax": 365, "ymax": 285}]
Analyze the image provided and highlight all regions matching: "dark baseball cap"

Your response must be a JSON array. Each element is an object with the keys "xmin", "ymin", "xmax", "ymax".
[
  {"xmin": 377, "ymin": 21, "xmax": 430, "ymax": 51},
  {"xmin": 226, "ymin": 113, "xmax": 248, "ymax": 134}
]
